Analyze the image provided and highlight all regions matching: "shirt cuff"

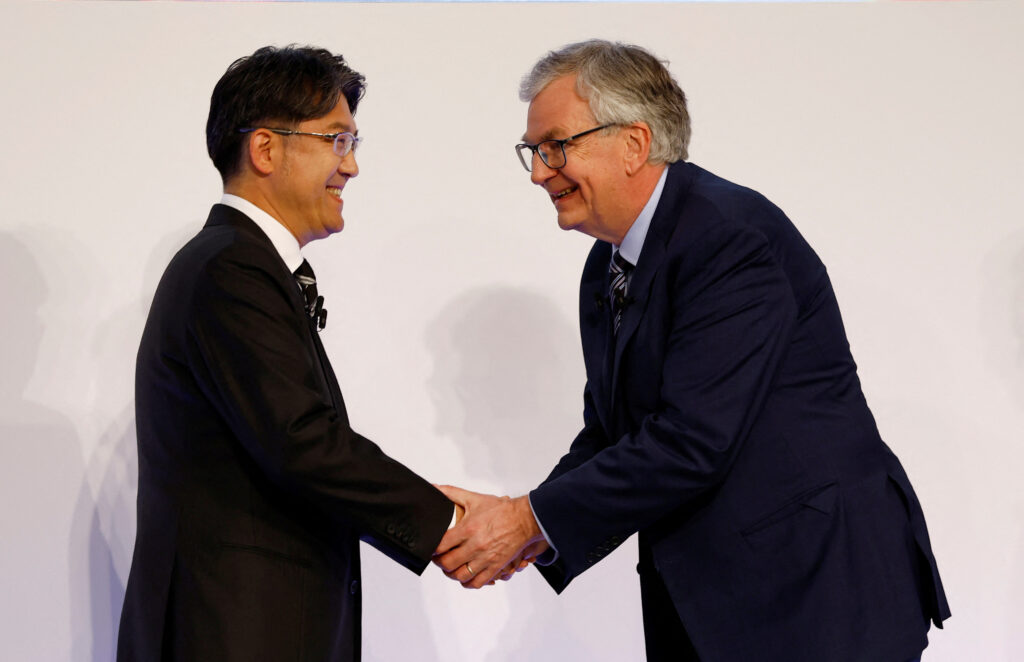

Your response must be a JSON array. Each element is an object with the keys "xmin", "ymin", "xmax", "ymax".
[{"xmin": 528, "ymin": 493, "xmax": 559, "ymax": 565}]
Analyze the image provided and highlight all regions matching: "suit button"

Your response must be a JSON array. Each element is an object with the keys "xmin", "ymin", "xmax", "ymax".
[
  {"xmin": 349, "ymin": 580, "xmax": 359, "ymax": 595},
  {"xmin": 386, "ymin": 524, "xmax": 395, "ymax": 535}
]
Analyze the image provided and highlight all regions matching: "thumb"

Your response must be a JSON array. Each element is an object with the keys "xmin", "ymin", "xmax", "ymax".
[{"xmin": 435, "ymin": 483, "xmax": 474, "ymax": 506}]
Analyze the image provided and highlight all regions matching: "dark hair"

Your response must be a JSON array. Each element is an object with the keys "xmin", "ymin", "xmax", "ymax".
[{"xmin": 206, "ymin": 45, "xmax": 366, "ymax": 183}]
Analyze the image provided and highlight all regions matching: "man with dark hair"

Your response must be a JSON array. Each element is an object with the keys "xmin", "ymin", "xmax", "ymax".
[
  {"xmin": 435, "ymin": 40, "xmax": 948, "ymax": 661},
  {"xmin": 117, "ymin": 45, "xmax": 457, "ymax": 662}
]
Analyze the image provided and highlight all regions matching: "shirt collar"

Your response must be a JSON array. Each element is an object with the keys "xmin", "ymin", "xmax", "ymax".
[
  {"xmin": 219, "ymin": 193, "xmax": 304, "ymax": 273},
  {"xmin": 614, "ymin": 166, "xmax": 668, "ymax": 267}
]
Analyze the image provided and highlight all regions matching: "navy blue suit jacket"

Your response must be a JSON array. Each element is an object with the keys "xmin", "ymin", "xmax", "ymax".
[{"xmin": 531, "ymin": 162, "xmax": 949, "ymax": 660}]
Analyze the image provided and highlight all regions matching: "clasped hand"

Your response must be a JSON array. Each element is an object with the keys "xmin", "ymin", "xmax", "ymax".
[{"xmin": 432, "ymin": 485, "xmax": 550, "ymax": 589}]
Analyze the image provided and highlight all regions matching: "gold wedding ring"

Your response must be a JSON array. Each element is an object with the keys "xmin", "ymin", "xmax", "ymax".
[{"xmin": 465, "ymin": 563, "xmax": 475, "ymax": 577}]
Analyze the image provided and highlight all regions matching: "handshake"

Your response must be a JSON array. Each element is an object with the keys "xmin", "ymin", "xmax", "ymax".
[{"xmin": 431, "ymin": 485, "xmax": 551, "ymax": 589}]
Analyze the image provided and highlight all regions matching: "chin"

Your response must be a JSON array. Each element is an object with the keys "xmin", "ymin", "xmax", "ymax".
[
  {"xmin": 556, "ymin": 214, "xmax": 585, "ymax": 235},
  {"xmin": 326, "ymin": 216, "xmax": 345, "ymax": 235}
]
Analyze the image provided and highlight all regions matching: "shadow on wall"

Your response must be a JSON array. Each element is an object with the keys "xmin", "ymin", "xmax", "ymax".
[
  {"xmin": 425, "ymin": 286, "xmax": 581, "ymax": 492},
  {"xmin": 69, "ymin": 409, "xmax": 136, "ymax": 662},
  {"xmin": 425, "ymin": 286, "xmax": 594, "ymax": 661},
  {"xmin": 1005, "ymin": 235, "xmax": 1024, "ymax": 653},
  {"xmin": 1013, "ymin": 239, "xmax": 1024, "ymax": 388},
  {"xmin": 67, "ymin": 222, "xmax": 197, "ymax": 661},
  {"xmin": 0, "ymin": 234, "xmax": 86, "ymax": 660}
]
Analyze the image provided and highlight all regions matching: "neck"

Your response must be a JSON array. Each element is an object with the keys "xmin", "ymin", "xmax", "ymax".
[
  {"xmin": 224, "ymin": 178, "xmax": 306, "ymax": 246},
  {"xmin": 609, "ymin": 162, "xmax": 666, "ymax": 245}
]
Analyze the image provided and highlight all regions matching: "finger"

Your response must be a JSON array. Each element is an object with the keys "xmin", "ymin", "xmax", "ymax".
[
  {"xmin": 434, "ymin": 524, "xmax": 470, "ymax": 558},
  {"xmin": 462, "ymin": 562, "xmax": 504, "ymax": 589},
  {"xmin": 434, "ymin": 543, "xmax": 476, "ymax": 574},
  {"xmin": 435, "ymin": 557, "xmax": 460, "ymax": 578},
  {"xmin": 463, "ymin": 573, "xmax": 493, "ymax": 589},
  {"xmin": 432, "ymin": 555, "xmax": 463, "ymax": 583},
  {"xmin": 458, "ymin": 561, "xmax": 489, "ymax": 587},
  {"xmin": 435, "ymin": 484, "xmax": 474, "ymax": 505}
]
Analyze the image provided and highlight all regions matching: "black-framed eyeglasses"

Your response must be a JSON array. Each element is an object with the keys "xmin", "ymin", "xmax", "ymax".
[
  {"xmin": 238, "ymin": 127, "xmax": 362, "ymax": 158},
  {"xmin": 515, "ymin": 124, "xmax": 613, "ymax": 172}
]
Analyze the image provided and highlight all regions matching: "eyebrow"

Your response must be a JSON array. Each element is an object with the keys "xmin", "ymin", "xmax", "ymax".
[
  {"xmin": 521, "ymin": 127, "xmax": 566, "ymax": 144},
  {"xmin": 324, "ymin": 121, "xmax": 357, "ymax": 135}
]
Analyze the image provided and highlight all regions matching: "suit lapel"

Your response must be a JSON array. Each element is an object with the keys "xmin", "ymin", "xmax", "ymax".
[
  {"xmin": 609, "ymin": 163, "xmax": 694, "ymax": 411},
  {"xmin": 306, "ymin": 318, "xmax": 350, "ymax": 422},
  {"xmin": 579, "ymin": 242, "xmax": 614, "ymax": 430},
  {"xmin": 206, "ymin": 205, "xmax": 313, "ymax": 327},
  {"xmin": 205, "ymin": 204, "xmax": 349, "ymax": 421}
]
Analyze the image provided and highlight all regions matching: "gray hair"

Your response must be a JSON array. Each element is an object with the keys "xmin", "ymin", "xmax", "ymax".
[{"xmin": 519, "ymin": 40, "xmax": 690, "ymax": 164}]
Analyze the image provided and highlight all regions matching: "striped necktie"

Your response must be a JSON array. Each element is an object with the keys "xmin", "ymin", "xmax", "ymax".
[
  {"xmin": 294, "ymin": 259, "xmax": 327, "ymax": 331},
  {"xmin": 609, "ymin": 251, "xmax": 633, "ymax": 335}
]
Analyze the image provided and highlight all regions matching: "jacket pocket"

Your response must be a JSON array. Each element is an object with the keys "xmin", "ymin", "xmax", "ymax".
[{"xmin": 740, "ymin": 482, "xmax": 838, "ymax": 553}]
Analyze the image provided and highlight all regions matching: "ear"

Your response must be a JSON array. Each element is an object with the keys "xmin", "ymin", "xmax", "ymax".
[
  {"xmin": 245, "ymin": 129, "xmax": 277, "ymax": 176},
  {"xmin": 622, "ymin": 122, "xmax": 653, "ymax": 176}
]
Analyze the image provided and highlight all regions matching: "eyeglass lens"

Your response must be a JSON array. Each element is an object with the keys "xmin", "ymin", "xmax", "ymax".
[
  {"xmin": 517, "ymin": 141, "xmax": 567, "ymax": 172},
  {"xmin": 333, "ymin": 133, "xmax": 356, "ymax": 157},
  {"xmin": 537, "ymin": 142, "xmax": 566, "ymax": 169}
]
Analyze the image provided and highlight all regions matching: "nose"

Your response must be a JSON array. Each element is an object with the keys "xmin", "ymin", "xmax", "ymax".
[
  {"xmin": 529, "ymin": 153, "xmax": 556, "ymax": 186},
  {"xmin": 339, "ymin": 149, "xmax": 358, "ymax": 178}
]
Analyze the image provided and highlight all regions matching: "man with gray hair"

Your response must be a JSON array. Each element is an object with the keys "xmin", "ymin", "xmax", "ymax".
[{"xmin": 434, "ymin": 39, "xmax": 949, "ymax": 661}]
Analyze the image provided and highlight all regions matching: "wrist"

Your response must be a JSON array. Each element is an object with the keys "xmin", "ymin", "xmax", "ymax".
[{"xmin": 513, "ymin": 495, "xmax": 543, "ymax": 543}]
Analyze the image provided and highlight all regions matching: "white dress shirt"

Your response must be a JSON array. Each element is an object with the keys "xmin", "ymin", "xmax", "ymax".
[{"xmin": 220, "ymin": 193, "xmax": 304, "ymax": 272}]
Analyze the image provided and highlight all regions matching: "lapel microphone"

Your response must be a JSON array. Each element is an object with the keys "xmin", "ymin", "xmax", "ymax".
[
  {"xmin": 594, "ymin": 292, "xmax": 636, "ymax": 311},
  {"xmin": 313, "ymin": 295, "xmax": 328, "ymax": 331}
]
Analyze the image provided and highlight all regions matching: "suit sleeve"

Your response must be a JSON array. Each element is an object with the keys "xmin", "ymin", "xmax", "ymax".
[
  {"xmin": 531, "ymin": 222, "xmax": 796, "ymax": 588},
  {"xmin": 185, "ymin": 247, "xmax": 452, "ymax": 573},
  {"xmin": 544, "ymin": 382, "xmax": 611, "ymax": 483}
]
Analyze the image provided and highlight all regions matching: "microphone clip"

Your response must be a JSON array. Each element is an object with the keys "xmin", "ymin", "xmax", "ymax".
[
  {"xmin": 314, "ymin": 295, "xmax": 328, "ymax": 331},
  {"xmin": 612, "ymin": 294, "xmax": 635, "ymax": 311}
]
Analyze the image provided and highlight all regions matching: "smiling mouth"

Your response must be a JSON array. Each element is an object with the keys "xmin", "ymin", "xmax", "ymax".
[
  {"xmin": 552, "ymin": 186, "xmax": 578, "ymax": 201},
  {"xmin": 327, "ymin": 186, "xmax": 343, "ymax": 200}
]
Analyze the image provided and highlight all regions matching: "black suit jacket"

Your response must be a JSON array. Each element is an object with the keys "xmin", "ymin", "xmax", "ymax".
[
  {"xmin": 117, "ymin": 205, "xmax": 452, "ymax": 662},
  {"xmin": 531, "ymin": 162, "xmax": 949, "ymax": 660}
]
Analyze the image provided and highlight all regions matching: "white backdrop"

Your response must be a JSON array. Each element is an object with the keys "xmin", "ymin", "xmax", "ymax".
[{"xmin": 1, "ymin": 2, "xmax": 1022, "ymax": 660}]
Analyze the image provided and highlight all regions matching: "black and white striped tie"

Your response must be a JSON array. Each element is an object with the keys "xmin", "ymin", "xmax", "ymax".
[
  {"xmin": 609, "ymin": 251, "xmax": 633, "ymax": 335},
  {"xmin": 294, "ymin": 259, "xmax": 327, "ymax": 331}
]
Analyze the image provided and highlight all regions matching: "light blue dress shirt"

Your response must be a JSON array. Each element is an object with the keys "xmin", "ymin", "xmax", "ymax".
[{"xmin": 531, "ymin": 165, "xmax": 669, "ymax": 561}]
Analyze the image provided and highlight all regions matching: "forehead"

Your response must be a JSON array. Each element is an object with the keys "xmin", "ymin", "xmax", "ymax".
[
  {"xmin": 524, "ymin": 74, "xmax": 594, "ymax": 142},
  {"xmin": 303, "ymin": 95, "xmax": 357, "ymax": 132}
]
